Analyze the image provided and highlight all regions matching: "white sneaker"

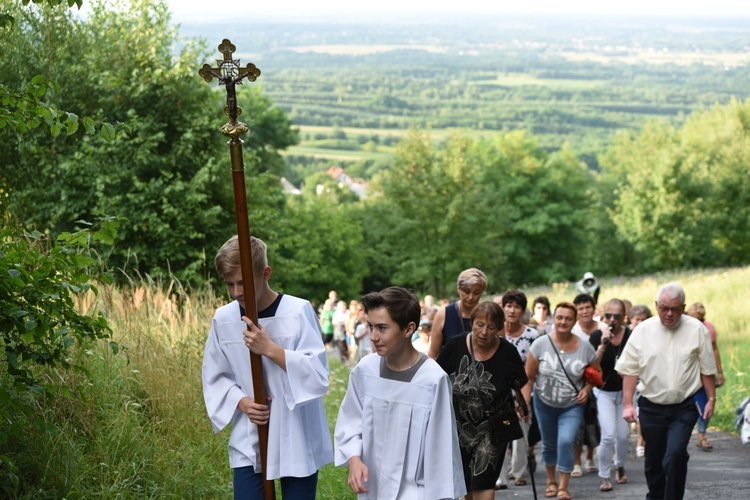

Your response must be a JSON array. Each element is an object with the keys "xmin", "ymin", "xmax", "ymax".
[{"xmin": 636, "ymin": 445, "xmax": 645, "ymax": 457}]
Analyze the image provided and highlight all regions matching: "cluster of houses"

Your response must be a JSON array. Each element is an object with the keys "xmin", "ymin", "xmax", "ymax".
[{"xmin": 280, "ymin": 166, "xmax": 367, "ymax": 199}]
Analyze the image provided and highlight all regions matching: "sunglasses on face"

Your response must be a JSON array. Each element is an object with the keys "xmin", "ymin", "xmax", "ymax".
[
  {"xmin": 604, "ymin": 313, "xmax": 622, "ymax": 320},
  {"xmin": 657, "ymin": 305, "xmax": 684, "ymax": 315}
]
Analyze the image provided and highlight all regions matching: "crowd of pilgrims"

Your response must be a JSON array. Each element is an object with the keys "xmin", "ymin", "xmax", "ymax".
[
  {"xmin": 315, "ymin": 269, "xmax": 722, "ymax": 499},
  {"xmin": 202, "ymin": 236, "xmax": 721, "ymax": 500}
]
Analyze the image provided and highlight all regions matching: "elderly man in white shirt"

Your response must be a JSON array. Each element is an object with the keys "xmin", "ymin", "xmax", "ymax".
[{"xmin": 615, "ymin": 282, "xmax": 717, "ymax": 500}]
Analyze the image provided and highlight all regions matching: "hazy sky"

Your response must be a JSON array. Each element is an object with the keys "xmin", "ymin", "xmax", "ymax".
[{"xmin": 166, "ymin": 0, "xmax": 750, "ymax": 22}]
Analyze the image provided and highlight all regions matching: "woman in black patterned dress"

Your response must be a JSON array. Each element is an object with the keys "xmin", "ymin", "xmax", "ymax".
[{"xmin": 437, "ymin": 301, "xmax": 527, "ymax": 500}]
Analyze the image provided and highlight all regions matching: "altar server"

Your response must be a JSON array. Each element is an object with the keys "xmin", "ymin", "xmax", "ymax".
[
  {"xmin": 202, "ymin": 235, "xmax": 333, "ymax": 499},
  {"xmin": 335, "ymin": 286, "xmax": 466, "ymax": 499}
]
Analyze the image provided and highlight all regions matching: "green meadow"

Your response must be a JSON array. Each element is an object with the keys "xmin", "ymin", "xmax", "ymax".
[{"xmin": 5, "ymin": 267, "xmax": 748, "ymax": 497}]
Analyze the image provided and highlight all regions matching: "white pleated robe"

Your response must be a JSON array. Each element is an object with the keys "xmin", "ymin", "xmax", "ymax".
[
  {"xmin": 202, "ymin": 296, "xmax": 334, "ymax": 479},
  {"xmin": 335, "ymin": 354, "xmax": 466, "ymax": 499}
]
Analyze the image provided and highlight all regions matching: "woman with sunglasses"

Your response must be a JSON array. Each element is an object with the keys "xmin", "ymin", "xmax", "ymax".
[{"xmin": 588, "ymin": 298, "xmax": 632, "ymax": 491}]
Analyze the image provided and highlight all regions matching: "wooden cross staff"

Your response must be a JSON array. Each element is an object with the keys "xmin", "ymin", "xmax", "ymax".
[{"xmin": 200, "ymin": 39, "xmax": 274, "ymax": 500}]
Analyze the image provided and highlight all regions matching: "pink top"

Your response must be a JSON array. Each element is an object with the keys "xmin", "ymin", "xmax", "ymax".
[{"xmin": 703, "ymin": 320, "xmax": 718, "ymax": 343}]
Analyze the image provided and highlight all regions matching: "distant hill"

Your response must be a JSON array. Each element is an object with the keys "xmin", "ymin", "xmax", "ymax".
[{"xmin": 179, "ymin": 16, "xmax": 750, "ymax": 171}]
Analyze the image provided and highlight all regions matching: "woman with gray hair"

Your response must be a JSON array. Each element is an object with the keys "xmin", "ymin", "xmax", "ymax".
[{"xmin": 428, "ymin": 268, "xmax": 488, "ymax": 360}]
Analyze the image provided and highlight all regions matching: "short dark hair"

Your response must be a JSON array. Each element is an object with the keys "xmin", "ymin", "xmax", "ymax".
[
  {"xmin": 533, "ymin": 296, "xmax": 551, "ymax": 311},
  {"xmin": 360, "ymin": 286, "xmax": 421, "ymax": 330},
  {"xmin": 471, "ymin": 301, "xmax": 505, "ymax": 329},
  {"xmin": 502, "ymin": 289, "xmax": 527, "ymax": 310},
  {"xmin": 573, "ymin": 293, "xmax": 596, "ymax": 307}
]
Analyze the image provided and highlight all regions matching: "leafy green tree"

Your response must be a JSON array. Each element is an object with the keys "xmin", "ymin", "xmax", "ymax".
[
  {"xmin": 678, "ymin": 98, "xmax": 750, "ymax": 265},
  {"xmin": 474, "ymin": 133, "xmax": 593, "ymax": 287},
  {"xmin": 272, "ymin": 192, "xmax": 367, "ymax": 303},
  {"xmin": 0, "ymin": 2, "xmax": 125, "ymax": 143},
  {"xmin": 601, "ymin": 123, "xmax": 700, "ymax": 269},
  {"xmin": 365, "ymin": 130, "xmax": 481, "ymax": 298},
  {"xmin": 0, "ymin": 214, "xmax": 120, "ymax": 494},
  {"xmin": 365, "ymin": 129, "xmax": 595, "ymax": 296},
  {"xmin": 0, "ymin": 0, "xmax": 297, "ymax": 285},
  {"xmin": 1, "ymin": 1, "xmax": 82, "ymax": 41},
  {"xmin": 602, "ymin": 99, "xmax": 750, "ymax": 270}
]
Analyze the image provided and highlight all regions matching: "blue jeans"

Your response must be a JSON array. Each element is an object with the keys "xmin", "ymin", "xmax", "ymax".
[
  {"xmin": 638, "ymin": 395, "xmax": 699, "ymax": 500},
  {"xmin": 233, "ymin": 466, "xmax": 318, "ymax": 500},
  {"xmin": 533, "ymin": 395, "xmax": 584, "ymax": 474}
]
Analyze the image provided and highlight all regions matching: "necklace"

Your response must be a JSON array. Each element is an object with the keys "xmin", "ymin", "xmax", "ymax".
[
  {"xmin": 388, "ymin": 351, "xmax": 421, "ymax": 371},
  {"xmin": 607, "ymin": 327, "xmax": 625, "ymax": 362},
  {"xmin": 613, "ymin": 337, "xmax": 624, "ymax": 363},
  {"xmin": 554, "ymin": 332, "xmax": 576, "ymax": 353},
  {"xmin": 470, "ymin": 333, "xmax": 498, "ymax": 361},
  {"xmin": 408, "ymin": 352, "xmax": 422, "ymax": 369}
]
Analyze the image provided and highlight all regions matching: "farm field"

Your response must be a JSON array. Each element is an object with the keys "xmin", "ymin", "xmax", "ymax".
[{"xmin": 177, "ymin": 15, "xmax": 750, "ymax": 181}]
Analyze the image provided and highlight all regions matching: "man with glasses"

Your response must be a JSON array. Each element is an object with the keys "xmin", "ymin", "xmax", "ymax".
[{"xmin": 615, "ymin": 282, "xmax": 717, "ymax": 500}]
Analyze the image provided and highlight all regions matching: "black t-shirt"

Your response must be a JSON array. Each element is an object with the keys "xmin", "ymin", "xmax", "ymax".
[
  {"xmin": 437, "ymin": 333, "xmax": 528, "ymax": 418},
  {"xmin": 239, "ymin": 293, "xmax": 284, "ymax": 319},
  {"xmin": 589, "ymin": 327, "xmax": 631, "ymax": 392}
]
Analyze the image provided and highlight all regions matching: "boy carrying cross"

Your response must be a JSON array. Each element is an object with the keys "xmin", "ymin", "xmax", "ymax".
[{"xmin": 202, "ymin": 235, "xmax": 333, "ymax": 499}]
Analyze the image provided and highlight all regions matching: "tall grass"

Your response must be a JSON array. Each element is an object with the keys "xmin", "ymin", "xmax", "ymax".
[{"xmin": 8, "ymin": 267, "xmax": 749, "ymax": 496}]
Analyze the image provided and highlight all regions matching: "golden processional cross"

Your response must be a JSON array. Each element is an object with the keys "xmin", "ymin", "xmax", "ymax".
[{"xmin": 200, "ymin": 39, "xmax": 273, "ymax": 500}]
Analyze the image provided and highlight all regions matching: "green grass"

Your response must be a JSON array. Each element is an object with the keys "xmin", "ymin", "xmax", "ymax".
[
  {"xmin": 288, "ymin": 125, "xmax": 502, "ymax": 163},
  {"xmin": 5, "ymin": 267, "xmax": 749, "ymax": 495}
]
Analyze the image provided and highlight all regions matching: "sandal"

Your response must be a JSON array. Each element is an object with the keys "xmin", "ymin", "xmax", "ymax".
[
  {"xmin": 557, "ymin": 489, "xmax": 572, "ymax": 500},
  {"xmin": 616, "ymin": 466, "xmax": 628, "ymax": 484},
  {"xmin": 571, "ymin": 464, "xmax": 583, "ymax": 477},
  {"xmin": 515, "ymin": 477, "xmax": 527, "ymax": 486},
  {"xmin": 697, "ymin": 438, "xmax": 713, "ymax": 451},
  {"xmin": 545, "ymin": 482, "xmax": 558, "ymax": 498},
  {"xmin": 600, "ymin": 478, "xmax": 613, "ymax": 491}
]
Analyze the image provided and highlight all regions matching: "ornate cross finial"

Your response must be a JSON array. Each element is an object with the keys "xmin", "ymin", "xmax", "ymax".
[{"xmin": 199, "ymin": 39, "xmax": 261, "ymax": 137}]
